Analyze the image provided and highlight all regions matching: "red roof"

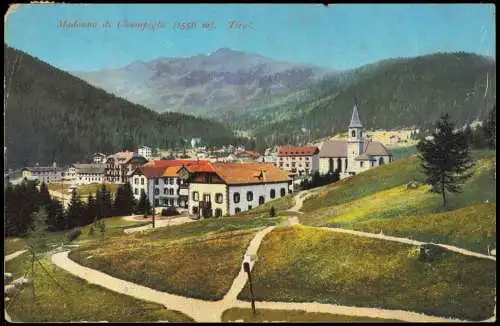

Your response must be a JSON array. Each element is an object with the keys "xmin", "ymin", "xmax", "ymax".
[
  {"xmin": 137, "ymin": 166, "xmax": 167, "ymax": 179},
  {"xmin": 277, "ymin": 146, "xmax": 319, "ymax": 157},
  {"xmin": 211, "ymin": 163, "xmax": 291, "ymax": 185},
  {"xmin": 144, "ymin": 160, "xmax": 200, "ymax": 169},
  {"xmin": 245, "ymin": 150, "xmax": 261, "ymax": 158},
  {"xmin": 183, "ymin": 160, "xmax": 214, "ymax": 173}
]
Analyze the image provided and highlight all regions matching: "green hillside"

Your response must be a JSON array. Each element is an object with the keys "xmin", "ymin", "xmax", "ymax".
[
  {"xmin": 4, "ymin": 45, "xmax": 239, "ymax": 169},
  {"xmin": 248, "ymin": 52, "xmax": 496, "ymax": 145}
]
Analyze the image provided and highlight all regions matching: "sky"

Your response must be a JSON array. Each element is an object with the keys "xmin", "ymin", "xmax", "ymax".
[{"xmin": 5, "ymin": 3, "xmax": 496, "ymax": 72}]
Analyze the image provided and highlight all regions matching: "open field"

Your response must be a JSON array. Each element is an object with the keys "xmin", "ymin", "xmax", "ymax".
[
  {"xmin": 4, "ymin": 238, "xmax": 27, "ymax": 255},
  {"xmin": 76, "ymin": 216, "xmax": 152, "ymax": 242},
  {"xmin": 238, "ymin": 226, "xmax": 496, "ymax": 321},
  {"xmin": 302, "ymin": 150, "xmax": 495, "ymax": 213},
  {"xmin": 47, "ymin": 183, "xmax": 119, "ymax": 197},
  {"xmin": 221, "ymin": 308, "xmax": 403, "ymax": 322},
  {"xmin": 300, "ymin": 155, "xmax": 496, "ymax": 228},
  {"xmin": 69, "ymin": 228, "xmax": 257, "ymax": 300},
  {"xmin": 5, "ymin": 252, "xmax": 193, "ymax": 322},
  {"xmin": 350, "ymin": 203, "xmax": 496, "ymax": 254},
  {"xmin": 237, "ymin": 195, "xmax": 295, "ymax": 218}
]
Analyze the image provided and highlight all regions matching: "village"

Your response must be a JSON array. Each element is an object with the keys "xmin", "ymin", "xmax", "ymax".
[{"xmin": 16, "ymin": 105, "xmax": 404, "ymax": 219}]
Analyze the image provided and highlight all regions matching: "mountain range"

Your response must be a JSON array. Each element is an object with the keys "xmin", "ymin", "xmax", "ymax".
[
  {"xmin": 72, "ymin": 48, "xmax": 334, "ymax": 118},
  {"xmin": 4, "ymin": 45, "xmax": 239, "ymax": 169}
]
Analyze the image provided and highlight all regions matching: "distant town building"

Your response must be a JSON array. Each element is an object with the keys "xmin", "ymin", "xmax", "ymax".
[
  {"xmin": 191, "ymin": 138, "xmax": 201, "ymax": 148},
  {"xmin": 72, "ymin": 163, "xmax": 106, "ymax": 185},
  {"xmin": 91, "ymin": 153, "xmax": 107, "ymax": 164},
  {"xmin": 137, "ymin": 145, "xmax": 152, "ymax": 160},
  {"xmin": 276, "ymin": 146, "xmax": 320, "ymax": 177},
  {"xmin": 105, "ymin": 151, "xmax": 148, "ymax": 184},
  {"xmin": 21, "ymin": 162, "xmax": 64, "ymax": 184},
  {"xmin": 187, "ymin": 162, "xmax": 292, "ymax": 218},
  {"xmin": 319, "ymin": 104, "xmax": 392, "ymax": 179}
]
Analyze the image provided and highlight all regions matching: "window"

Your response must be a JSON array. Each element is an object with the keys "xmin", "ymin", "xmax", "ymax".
[
  {"xmin": 155, "ymin": 179, "xmax": 159, "ymax": 185},
  {"xmin": 203, "ymin": 194, "xmax": 211, "ymax": 202},
  {"xmin": 169, "ymin": 199, "xmax": 174, "ymax": 206},
  {"xmin": 141, "ymin": 178, "xmax": 144, "ymax": 185},
  {"xmin": 204, "ymin": 175, "xmax": 211, "ymax": 183},
  {"xmin": 248, "ymin": 205, "xmax": 252, "ymax": 210},
  {"xmin": 371, "ymin": 161, "xmax": 374, "ymax": 167},
  {"xmin": 279, "ymin": 163, "xmax": 283, "ymax": 167},
  {"xmin": 259, "ymin": 196, "xmax": 265, "ymax": 205},
  {"xmin": 177, "ymin": 179, "xmax": 181, "ymax": 185},
  {"xmin": 215, "ymin": 193, "xmax": 223, "ymax": 204},
  {"xmin": 135, "ymin": 179, "xmax": 138, "ymax": 185},
  {"xmin": 134, "ymin": 188, "xmax": 139, "ymax": 195},
  {"xmin": 246, "ymin": 191, "xmax": 253, "ymax": 202},
  {"xmin": 164, "ymin": 188, "xmax": 168, "ymax": 194},
  {"xmin": 233, "ymin": 192, "xmax": 240, "ymax": 203},
  {"xmin": 170, "ymin": 178, "xmax": 174, "ymax": 185},
  {"xmin": 280, "ymin": 188, "xmax": 286, "ymax": 197},
  {"xmin": 163, "ymin": 178, "xmax": 168, "ymax": 184},
  {"xmin": 169, "ymin": 188, "xmax": 174, "ymax": 195},
  {"xmin": 154, "ymin": 189, "xmax": 160, "ymax": 195},
  {"xmin": 192, "ymin": 191, "xmax": 199, "ymax": 201},
  {"xmin": 192, "ymin": 206, "xmax": 199, "ymax": 215},
  {"xmin": 351, "ymin": 130, "xmax": 356, "ymax": 137},
  {"xmin": 235, "ymin": 207, "xmax": 241, "ymax": 214},
  {"xmin": 360, "ymin": 161, "xmax": 364, "ymax": 168},
  {"xmin": 270, "ymin": 189, "xmax": 276, "ymax": 199},
  {"xmin": 215, "ymin": 208, "xmax": 222, "ymax": 217}
]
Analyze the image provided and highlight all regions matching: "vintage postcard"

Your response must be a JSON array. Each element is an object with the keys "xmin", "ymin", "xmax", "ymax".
[{"xmin": 4, "ymin": 3, "xmax": 496, "ymax": 323}]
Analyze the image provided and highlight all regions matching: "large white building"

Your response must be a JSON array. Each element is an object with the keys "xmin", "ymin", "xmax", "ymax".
[
  {"xmin": 186, "ymin": 162, "xmax": 292, "ymax": 218},
  {"xmin": 137, "ymin": 146, "xmax": 152, "ymax": 160},
  {"xmin": 276, "ymin": 146, "xmax": 320, "ymax": 177},
  {"xmin": 72, "ymin": 163, "xmax": 106, "ymax": 185},
  {"xmin": 319, "ymin": 104, "xmax": 393, "ymax": 179},
  {"xmin": 21, "ymin": 162, "xmax": 64, "ymax": 184}
]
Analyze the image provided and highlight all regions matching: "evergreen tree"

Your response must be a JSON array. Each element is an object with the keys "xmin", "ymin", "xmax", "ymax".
[
  {"xmin": 113, "ymin": 184, "xmax": 135, "ymax": 216},
  {"xmin": 38, "ymin": 182, "xmax": 52, "ymax": 208},
  {"xmin": 97, "ymin": 184, "xmax": 113, "ymax": 218},
  {"xmin": 463, "ymin": 124, "xmax": 473, "ymax": 147},
  {"xmin": 5, "ymin": 182, "xmax": 17, "ymax": 236},
  {"xmin": 113, "ymin": 186, "xmax": 125, "ymax": 216},
  {"xmin": 85, "ymin": 194, "xmax": 97, "ymax": 225},
  {"xmin": 483, "ymin": 105, "xmax": 496, "ymax": 150},
  {"xmin": 66, "ymin": 189, "xmax": 84, "ymax": 229},
  {"xmin": 416, "ymin": 113, "xmax": 475, "ymax": 208},
  {"xmin": 136, "ymin": 191, "xmax": 151, "ymax": 215}
]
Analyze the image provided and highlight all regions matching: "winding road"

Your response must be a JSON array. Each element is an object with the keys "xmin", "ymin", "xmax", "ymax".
[{"xmin": 6, "ymin": 189, "xmax": 497, "ymax": 322}]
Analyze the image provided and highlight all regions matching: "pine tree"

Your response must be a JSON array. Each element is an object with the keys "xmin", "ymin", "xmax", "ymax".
[
  {"xmin": 113, "ymin": 186, "xmax": 125, "ymax": 216},
  {"xmin": 463, "ymin": 124, "xmax": 473, "ymax": 147},
  {"xmin": 122, "ymin": 182, "xmax": 136, "ymax": 215},
  {"xmin": 416, "ymin": 113, "xmax": 475, "ymax": 208},
  {"xmin": 66, "ymin": 189, "xmax": 84, "ymax": 229},
  {"xmin": 136, "ymin": 191, "xmax": 150, "ymax": 215},
  {"xmin": 483, "ymin": 105, "xmax": 496, "ymax": 150},
  {"xmin": 86, "ymin": 194, "xmax": 97, "ymax": 225},
  {"xmin": 38, "ymin": 182, "xmax": 52, "ymax": 208}
]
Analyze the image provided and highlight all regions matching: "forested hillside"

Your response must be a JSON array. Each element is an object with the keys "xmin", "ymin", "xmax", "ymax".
[
  {"xmin": 4, "ymin": 45, "xmax": 238, "ymax": 169},
  {"xmin": 248, "ymin": 52, "xmax": 496, "ymax": 146}
]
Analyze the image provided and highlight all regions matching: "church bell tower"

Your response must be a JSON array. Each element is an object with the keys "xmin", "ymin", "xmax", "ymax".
[{"xmin": 347, "ymin": 103, "xmax": 365, "ymax": 174}]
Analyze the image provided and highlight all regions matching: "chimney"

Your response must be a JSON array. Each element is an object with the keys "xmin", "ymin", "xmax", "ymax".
[{"xmin": 260, "ymin": 169, "xmax": 267, "ymax": 182}]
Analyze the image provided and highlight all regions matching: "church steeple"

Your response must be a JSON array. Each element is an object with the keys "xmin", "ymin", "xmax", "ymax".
[{"xmin": 349, "ymin": 103, "xmax": 363, "ymax": 128}]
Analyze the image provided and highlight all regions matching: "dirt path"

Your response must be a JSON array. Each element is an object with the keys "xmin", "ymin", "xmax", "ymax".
[{"xmin": 5, "ymin": 249, "xmax": 28, "ymax": 262}]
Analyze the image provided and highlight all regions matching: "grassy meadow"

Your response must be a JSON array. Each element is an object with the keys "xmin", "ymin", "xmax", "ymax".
[
  {"xmin": 221, "ymin": 308, "xmax": 403, "ymax": 322},
  {"xmin": 47, "ymin": 182, "xmax": 119, "ymax": 197},
  {"xmin": 351, "ymin": 203, "xmax": 496, "ymax": 254},
  {"xmin": 5, "ymin": 252, "xmax": 193, "ymax": 322},
  {"xmin": 238, "ymin": 226, "xmax": 496, "ymax": 321},
  {"xmin": 236, "ymin": 194, "xmax": 295, "ymax": 218}
]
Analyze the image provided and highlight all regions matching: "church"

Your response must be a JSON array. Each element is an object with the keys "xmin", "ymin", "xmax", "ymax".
[{"xmin": 318, "ymin": 104, "xmax": 393, "ymax": 179}]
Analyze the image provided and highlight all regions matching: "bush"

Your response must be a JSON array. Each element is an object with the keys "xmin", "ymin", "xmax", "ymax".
[
  {"xmin": 269, "ymin": 206, "xmax": 276, "ymax": 217},
  {"xmin": 88, "ymin": 225, "xmax": 95, "ymax": 236},
  {"xmin": 162, "ymin": 207, "xmax": 179, "ymax": 217},
  {"xmin": 406, "ymin": 181, "xmax": 420, "ymax": 190},
  {"xmin": 67, "ymin": 228, "xmax": 82, "ymax": 242}
]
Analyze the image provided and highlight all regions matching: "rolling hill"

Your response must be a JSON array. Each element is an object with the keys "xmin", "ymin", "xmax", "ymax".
[
  {"xmin": 245, "ymin": 52, "xmax": 496, "ymax": 145},
  {"xmin": 72, "ymin": 48, "xmax": 334, "ymax": 117},
  {"xmin": 4, "ymin": 45, "xmax": 239, "ymax": 169}
]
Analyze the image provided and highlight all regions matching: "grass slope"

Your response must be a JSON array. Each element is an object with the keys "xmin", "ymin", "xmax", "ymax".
[
  {"xmin": 238, "ymin": 226, "xmax": 496, "ymax": 321},
  {"xmin": 69, "ymin": 226, "xmax": 259, "ymax": 300},
  {"xmin": 221, "ymin": 308, "xmax": 402, "ymax": 322},
  {"xmin": 48, "ymin": 183, "xmax": 119, "ymax": 197},
  {"xmin": 351, "ymin": 203, "xmax": 496, "ymax": 254},
  {"xmin": 5, "ymin": 253, "xmax": 193, "ymax": 322}
]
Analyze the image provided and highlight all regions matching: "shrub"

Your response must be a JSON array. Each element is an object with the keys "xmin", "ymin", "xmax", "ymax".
[
  {"xmin": 67, "ymin": 228, "xmax": 82, "ymax": 242},
  {"xmin": 406, "ymin": 181, "xmax": 420, "ymax": 190},
  {"xmin": 162, "ymin": 207, "xmax": 179, "ymax": 217},
  {"xmin": 269, "ymin": 206, "xmax": 276, "ymax": 217},
  {"xmin": 88, "ymin": 225, "xmax": 95, "ymax": 236}
]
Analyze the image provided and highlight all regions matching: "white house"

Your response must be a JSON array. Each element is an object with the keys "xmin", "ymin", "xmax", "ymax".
[
  {"xmin": 91, "ymin": 153, "xmax": 107, "ymax": 164},
  {"xmin": 186, "ymin": 162, "xmax": 292, "ymax": 218},
  {"xmin": 319, "ymin": 104, "xmax": 393, "ymax": 179},
  {"xmin": 21, "ymin": 162, "xmax": 64, "ymax": 184},
  {"xmin": 73, "ymin": 164, "xmax": 106, "ymax": 185},
  {"xmin": 276, "ymin": 146, "xmax": 320, "ymax": 177},
  {"xmin": 137, "ymin": 145, "xmax": 152, "ymax": 160},
  {"xmin": 191, "ymin": 138, "xmax": 201, "ymax": 148}
]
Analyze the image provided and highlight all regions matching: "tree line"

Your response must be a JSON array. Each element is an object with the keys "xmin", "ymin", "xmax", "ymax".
[{"xmin": 4, "ymin": 180, "xmax": 153, "ymax": 237}]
